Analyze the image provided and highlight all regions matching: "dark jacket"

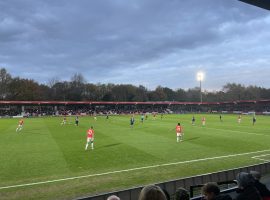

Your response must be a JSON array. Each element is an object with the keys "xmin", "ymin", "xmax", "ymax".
[
  {"xmin": 215, "ymin": 194, "xmax": 232, "ymax": 200},
  {"xmin": 254, "ymin": 180, "xmax": 270, "ymax": 197},
  {"xmin": 235, "ymin": 186, "xmax": 262, "ymax": 200}
]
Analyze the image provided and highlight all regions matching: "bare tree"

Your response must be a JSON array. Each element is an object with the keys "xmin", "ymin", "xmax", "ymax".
[{"xmin": 0, "ymin": 68, "xmax": 12, "ymax": 100}]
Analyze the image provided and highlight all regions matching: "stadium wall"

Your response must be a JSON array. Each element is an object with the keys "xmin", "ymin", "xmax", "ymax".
[{"xmin": 78, "ymin": 162, "xmax": 270, "ymax": 200}]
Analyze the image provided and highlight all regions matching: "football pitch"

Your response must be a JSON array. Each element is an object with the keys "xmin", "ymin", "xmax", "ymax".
[{"xmin": 0, "ymin": 114, "xmax": 270, "ymax": 200}]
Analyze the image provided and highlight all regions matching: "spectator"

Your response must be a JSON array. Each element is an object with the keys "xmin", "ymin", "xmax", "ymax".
[
  {"xmin": 162, "ymin": 188, "xmax": 170, "ymax": 200},
  {"xmin": 139, "ymin": 185, "xmax": 167, "ymax": 200},
  {"xmin": 250, "ymin": 171, "xmax": 270, "ymax": 199},
  {"xmin": 107, "ymin": 195, "xmax": 120, "ymax": 200},
  {"xmin": 235, "ymin": 172, "xmax": 262, "ymax": 200},
  {"xmin": 201, "ymin": 182, "xmax": 232, "ymax": 200},
  {"xmin": 174, "ymin": 187, "xmax": 189, "ymax": 200}
]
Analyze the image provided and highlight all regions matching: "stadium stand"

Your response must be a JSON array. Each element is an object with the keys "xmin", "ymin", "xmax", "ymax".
[{"xmin": 1, "ymin": 99, "xmax": 270, "ymax": 117}]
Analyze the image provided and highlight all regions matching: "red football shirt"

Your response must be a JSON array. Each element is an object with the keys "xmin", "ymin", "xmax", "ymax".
[
  {"xmin": 19, "ymin": 120, "xmax": 24, "ymax": 125},
  {"xmin": 176, "ymin": 125, "xmax": 182, "ymax": 133},
  {"xmin": 87, "ymin": 129, "xmax": 94, "ymax": 138}
]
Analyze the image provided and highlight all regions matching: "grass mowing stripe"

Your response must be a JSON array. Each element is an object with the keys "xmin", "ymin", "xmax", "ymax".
[
  {"xmin": 193, "ymin": 126, "xmax": 270, "ymax": 136},
  {"xmin": 1, "ymin": 149, "xmax": 269, "ymax": 190},
  {"xmin": 1, "ymin": 114, "xmax": 269, "ymax": 199},
  {"xmin": 0, "ymin": 118, "xmax": 71, "ymax": 183}
]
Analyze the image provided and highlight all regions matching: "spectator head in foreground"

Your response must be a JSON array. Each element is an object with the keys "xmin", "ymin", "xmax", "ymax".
[
  {"xmin": 201, "ymin": 182, "xmax": 220, "ymax": 200},
  {"xmin": 235, "ymin": 172, "xmax": 262, "ymax": 200},
  {"xmin": 250, "ymin": 170, "xmax": 261, "ymax": 180},
  {"xmin": 107, "ymin": 195, "xmax": 120, "ymax": 200},
  {"xmin": 139, "ymin": 185, "xmax": 167, "ymax": 200},
  {"xmin": 174, "ymin": 187, "xmax": 189, "ymax": 200},
  {"xmin": 250, "ymin": 170, "xmax": 270, "ymax": 198},
  {"xmin": 236, "ymin": 172, "xmax": 255, "ymax": 189},
  {"xmin": 162, "ymin": 188, "xmax": 170, "ymax": 200}
]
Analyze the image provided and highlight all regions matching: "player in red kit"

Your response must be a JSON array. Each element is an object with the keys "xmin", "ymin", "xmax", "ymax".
[
  {"xmin": 85, "ymin": 126, "xmax": 95, "ymax": 150},
  {"xmin": 175, "ymin": 123, "xmax": 183, "ymax": 142},
  {"xmin": 16, "ymin": 119, "xmax": 24, "ymax": 132},
  {"xmin": 202, "ymin": 117, "xmax": 206, "ymax": 126}
]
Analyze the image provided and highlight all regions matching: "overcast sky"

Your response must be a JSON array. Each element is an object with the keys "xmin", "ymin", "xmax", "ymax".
[{"xmin": 0, "ymin": 0, "xmax": 270, "ymax": 91}]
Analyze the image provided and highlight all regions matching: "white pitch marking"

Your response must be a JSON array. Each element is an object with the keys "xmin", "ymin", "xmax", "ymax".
[
  {"xmin": 1, "ymin": 149, "xmax": 270, "ymax": 190},
  {"xmin": 197, "ymin": 126, "xmax": 269, "ymax": 136},
  {"xmin": 252, "ymin": 154, "xmax": 270, "ymax": 162}
]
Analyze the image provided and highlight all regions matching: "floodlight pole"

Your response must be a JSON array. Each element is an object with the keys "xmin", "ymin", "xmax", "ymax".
[
  {"xmin": 197, "ymin": 72, "xmax": 203, "ymax": 103},
  {"xmin": 200, "ymin": 79, "xmax": 202, "ymax": 103}
]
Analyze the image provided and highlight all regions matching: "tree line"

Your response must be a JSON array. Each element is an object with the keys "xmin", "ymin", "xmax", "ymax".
[{"xmin": 1, "ymin": 68, "xmax": 270, "ymax": 102}]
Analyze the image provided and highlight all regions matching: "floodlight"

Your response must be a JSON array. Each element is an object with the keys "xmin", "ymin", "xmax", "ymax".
[
  {"xmin": 196, "ymin": 71, "xmax": 204, "ymax": 103},
  {"xmin": 197, "ymin": 72, "xmax": 204, "ymax": 81}
]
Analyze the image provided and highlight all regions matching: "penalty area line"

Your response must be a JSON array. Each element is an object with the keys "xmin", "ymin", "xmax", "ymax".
[
  {"xmin": 1, "ymin": 149, "xmax": 270, "ymax": 190},
  {"xmin": 252, "ymin": 154, "xmax": 270, "ymax": 162},
  {"xmin": 198, "ymin": 126, "xmax": 270, "ymax": 137}
]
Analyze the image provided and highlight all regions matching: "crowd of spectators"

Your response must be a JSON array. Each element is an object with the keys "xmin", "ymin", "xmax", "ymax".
[
  {"xmin": 2, "ymin": 103, "xmax": 270, "ymax": 117},
  {"xmin": 106, "ymin": 171, "xmax": 270, "ymax": 200},
  {"xmin": 0, "ymin": 106, "xmax": 169, "ymax": 117}
]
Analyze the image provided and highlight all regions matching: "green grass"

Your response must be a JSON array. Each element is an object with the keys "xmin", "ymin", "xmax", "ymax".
[{"xmin": 0, "ymin": 114, "xmax": 270, "ymax": 200}]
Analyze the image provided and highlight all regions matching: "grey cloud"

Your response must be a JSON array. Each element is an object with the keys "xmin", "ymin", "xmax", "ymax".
[{"xmin": 0, "ymin": 0, "xmax": 270, "ymax": 89}]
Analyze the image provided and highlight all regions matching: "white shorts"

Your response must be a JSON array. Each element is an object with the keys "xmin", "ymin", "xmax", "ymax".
[
  {"xmin": 177, "ymin": 132, "xmax": 182, "ymax": 137},
  {"xmin": 87, "ymin": 138, "xmax": 94, "ymax": 143}
]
